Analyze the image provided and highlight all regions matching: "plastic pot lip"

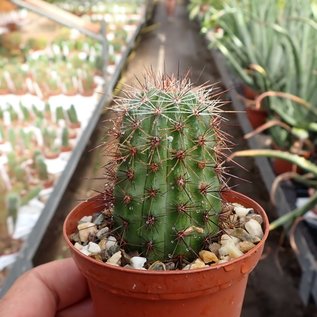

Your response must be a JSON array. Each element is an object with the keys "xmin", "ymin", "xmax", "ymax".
[{"xmin": 63, "ymin": 190, "xmax": 269, "ymax": 276}]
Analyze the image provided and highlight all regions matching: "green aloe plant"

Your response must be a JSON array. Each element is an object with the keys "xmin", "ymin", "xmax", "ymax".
[
  {"xmin": 106, "ymin": 74, "xmax": 226, "ymax": 263},
  {"xmin": 196, "ymin": 0, "xmax": 317, "ymax": 131},
  {"xmin": 231, "ymin": 149, "xmax": 317, "ymax": 230}
]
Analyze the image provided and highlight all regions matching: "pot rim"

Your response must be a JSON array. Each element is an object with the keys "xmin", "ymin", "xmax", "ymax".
[{"xmin": 63, "ymin": 190, "xmax": 269, "ymax": 276}]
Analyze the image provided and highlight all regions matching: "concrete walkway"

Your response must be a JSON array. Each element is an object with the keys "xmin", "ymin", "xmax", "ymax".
[{"xmin": 35, "ymin": 1, "xmax": 316, "ymax": 316}]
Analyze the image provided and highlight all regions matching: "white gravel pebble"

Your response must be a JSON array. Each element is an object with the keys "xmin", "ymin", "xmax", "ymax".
[
  {"xmin": 96, "ymin": 227, "xmax": 109, "ymax": 239},
  {"xmin": 79, "ymin": 216, "xmax": 93, "ymax": 223},
  {"xmin": 106, "ymin": 251, "xmax": 122, "ymax": 266},
  {"xmin": 77, "ymin": 222, "xmax": 97, "ymax": 243},
  {"xmin": 87, "ymin": 242, "xmax": 101, "ymax": 255},
  {"xmin": 245, "ymin": 219, "xmax": 264, "ymax": 239},
  {"xmin": 233, "ymin": 203, "xmax": 253, "ymax": 218},
  {"xmin": 105, "ymin": 236, "xmax": 118, "ymax": 250},
  {"xmin": 130, "ymin": 256, "xmax": 147, "ymax": 269}
]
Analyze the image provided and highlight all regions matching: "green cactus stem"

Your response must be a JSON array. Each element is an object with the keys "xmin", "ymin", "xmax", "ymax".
[
  {"xmin": 21, "ymin": 186, "xmax": 42, "ymax": 205},
  {"xmin": 55, "ymin": 106, "xmax": 65, "ymax": 122},
  {"xmin": 67, "ymin": 105, "xmax": 80, "ymax": 127},
  {"xmin": 35, "ymin": 156, "xmax": 49, "ymax": 181},
  {"xmin": 7, "ymin": 152, "xmax": 18, "ymax": 175},
  {"xmin": 7, "ymin": 104, "xmax": 19, "ymax": 122},
  {"xmin": 6, "ymin": 193, "xmax": 20, "ymax": 230},
  {"xmin": 20, "ymin": 102, "xmax": 31, "ymax": 121},
  {"xmin": 32, "ymin": 149, "xmax": 42, "ymax": 168},
  {"xmin": 61, "ymin": 127, "xmax": 70, "ymax": 149},
  {"xmin": 45, "ymin": 103, "xmax": 52, "ymax": 121},
  {"xmin": 13, "ymin": 166, "xmax": 28, "ymax": 185},
  {"xmin": 0, "ymin": 125, "xmax": 4, "ymax": 143},
  {"xmin": 19, "ymin": 129, "xmax": 32, "ymax": 151},
  {"xmin": 32, "ymin": 105, "xmax": 44, "ymax": 120},
  {"xmin": 107, "ymin": 74, "xmax": 226, "ymax": 263},
  {"xmin": 0, "ymin": 172, "xmax": 9, "ymax": 238}
]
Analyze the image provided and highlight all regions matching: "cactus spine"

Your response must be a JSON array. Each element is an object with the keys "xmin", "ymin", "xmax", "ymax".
[{"xmin": 107, "ymin": 75, "xmax": 226, "ymax": 263}]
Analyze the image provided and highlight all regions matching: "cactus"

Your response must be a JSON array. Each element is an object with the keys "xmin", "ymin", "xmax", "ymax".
[
  {"xmin": 20, "ymin": 102, "xmax": 31, "ymax": 121},
  {"xmin": 67, "ymin": 104, "xmax": 80, "ymax": 126},
  {"xmin": 7, "ymin": 104, "xmax": 18, "ymax": 122},
  {"xmin": 55, "ymin": 106, "xmax": 65, "ymax": 122},
  {"xmin": 13, "ymin": 165, "xmax": 28, "ymax": 185},
  {"xmin": 45, "ymin": 102, "xmax": 52, "ymax": 121},
  {"xmin": 35, "ymin": 156, "xmax": 49, "ymax": 181},
  {"xmin": 61, "ymin": 127, "xmax": 70, "ymax": 148},
  {"xmin": 6, "ymin": 193, "xmax": 20, "ymax": 230},
  {"xmin": 7, "ymin": 151, "xmax": 18, "ymax": 175},
  {"xmin": 0, "ymin": 170, "xmax": 9, "ymax": 237},
  {"xmin": 32, "ymin": 105, "xmax": 44, "ymax": 120},
  {"xmin": 21, "ymin": 186, "xmax": 42, "ymax": 205},
  {"xmin": 106, "ymin": 74, "xmax": 226, "ymax": 263},
  {"xmin": 32, "ymin": 149, "xmax": 42, "ymax": 168}
]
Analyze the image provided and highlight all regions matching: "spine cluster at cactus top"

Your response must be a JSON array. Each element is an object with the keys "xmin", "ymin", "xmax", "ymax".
[{"xmin": 105, "ymin": 74, "xmax": 227, "ymax": 263}]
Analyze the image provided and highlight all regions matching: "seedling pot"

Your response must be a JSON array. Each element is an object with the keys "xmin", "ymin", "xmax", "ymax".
[{"xmin": 64, "ymin": 190, "xmax": 269, "ymax": 317}]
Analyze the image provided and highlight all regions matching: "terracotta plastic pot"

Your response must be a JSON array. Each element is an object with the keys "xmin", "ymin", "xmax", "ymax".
[
  {"xmin": 246, "ymin": 107, "xmax": 268, "ymax": 129},
  {"xmin": 64, "ymin": 191, "xmax": 269, "ymax": 317}
]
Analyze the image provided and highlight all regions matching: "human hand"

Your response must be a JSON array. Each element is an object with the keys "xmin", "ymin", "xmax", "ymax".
[{"xmin": 0, "ymin": 258, "xmax": 94, "ymax": 317}]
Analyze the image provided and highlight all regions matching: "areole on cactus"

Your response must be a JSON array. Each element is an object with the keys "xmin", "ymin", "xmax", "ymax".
[{"xmin": 104, "ymin": 73, "xmax": 229, "ymax": 263}]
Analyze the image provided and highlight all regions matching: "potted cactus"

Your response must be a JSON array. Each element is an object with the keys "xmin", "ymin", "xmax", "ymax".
[
  {"xmin": 64, "ymin": 74, "xmax": 269, "ymax": 317},
  {"xmin": 60, "ymin": 127, "xmax": 72, "ymax": 152},
  {"xmin": 0, "ymin": 71, "xmax": 10, "ymax": 95},
  {"xmin": 80, "ymin": 73, "xmax": 96, "ymax": 96},
  {"xmin": 66, "ymin": 104, "xmax": 81, "ymax": 129}
]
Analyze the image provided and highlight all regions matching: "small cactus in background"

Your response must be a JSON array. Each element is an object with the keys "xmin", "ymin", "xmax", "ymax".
[
  {"xmin": 35, "ymin": 156, "xmax": 49, "ymax": 181},
  {"xmin": 0, "ymin": 169, "xmax": 9, "ymax": 237},
  {"xmin": 7, "ymin": 151, "xmax": 18, "ymax": 176},
  {"xmin": 61, "ymin": 126, "xmax": 71, "ymax": 151},
  {"xmin": 7, "ymin": 104, "xmax": 18, "ymax": 122},
  {"xmin": 55, "ymin": 106, "xmax": 65, "ymax": 122},
  {"xmin": 67, "ymin": 104, "xmax": 81, "ymax": 128},
  {"xmin": 6, "ymin": 193, "xmax": 20, "ymax": 231},
  {"xmin": 105, "ymin": 74, "xmax": 227, "ymax": 263},
  {"xmin": 8, "ymin": 128, "xmax": 16, "ymax": 147},
  {"xmin": 20, "ymin": 102, "xmax": 31, "ymax": 122},
  {"xmin": 44, "ymin": 102, "xmax": 52, "ymax": 121},
  {"xmin": 32, "ymin": 105, "xmax": 44, "ymax": 120},
  {"xmin": 13, "ymin": 165, "xmax": 28, "ymax": 185},
  {"xmin": 0, "ymin": 125, "xmax": 4, "ymax": 144}
]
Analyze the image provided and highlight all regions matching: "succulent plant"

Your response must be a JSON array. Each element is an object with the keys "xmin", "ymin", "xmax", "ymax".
[
  {"xmin": 61, "ymin": 127, "xmax": 70, "ymax": 148},
  {"xmin": 67, "ymin": 104, "xmax": 80, "ymax": 126},
  {"xmin": 26, "ymin": 37, "xmax": 48, "ymax": 51},
  {"xmin": 8, "ymin": 128, "xmax": 17, "ymax": 148},
  {"xmin": 0, "ymin": 170, "xmax": 9, "ymax": 237},
  {"xmin": 32, "ymin": 105, "xmax": 44, "ymax": 120},
  {"xmin": 13, "ymin": 165, "xmax": 28, "ymax": 185},
  {"xmin": 81, "ymin": 74, "xmax": 95, "ymax": 93},
  {"xmin": 6, "ymin": 192, "xmax": 20, "ymax": 229},
  {"xmin": 35, "ymin": 156, "xmax": 49, "ymax": 181},
  {"xmin": 44, "ymin": 102, "xmax": 52, "ymax": 121},
  {"xmin": 20, "ymin": 102, "xmax": 31, "ymax": 121},
  {"xmin": 7, "ymin": 104, "xmax": 18, "ymax": 122},
  {"xmin": 21, "ymin": 186, "xmax": 42, "ymax": 205},
  {"xmin": 55, "ymin": 106, "xmax": 65, "ymax": 122},
  {"xmin": 105, "ymin": 74, "xmax": 226, "ymax": 263}
]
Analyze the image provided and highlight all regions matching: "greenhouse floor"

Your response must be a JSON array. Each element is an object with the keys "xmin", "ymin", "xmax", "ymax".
[{"xmin": 32, "ymin": 1, "xmax": 316, "ymax": 316}]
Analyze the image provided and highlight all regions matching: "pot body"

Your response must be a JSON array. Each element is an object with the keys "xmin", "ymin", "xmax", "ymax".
[
  {"xmin": 246, "ymin": 107, "xmax": 268, "ymax": 129},
  {"xmin": 64, "ymin": 191, "xmax": 269, "ymax": 317}
]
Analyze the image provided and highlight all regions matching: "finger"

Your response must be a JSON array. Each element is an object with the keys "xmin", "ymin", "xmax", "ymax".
[
  {"xmin": 56, "ymin": 298, "xmax": 94, "ymax": 317},
  {"xmin": 0, "ymin": 258, "xmax": 89, "ymax": 317}
]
